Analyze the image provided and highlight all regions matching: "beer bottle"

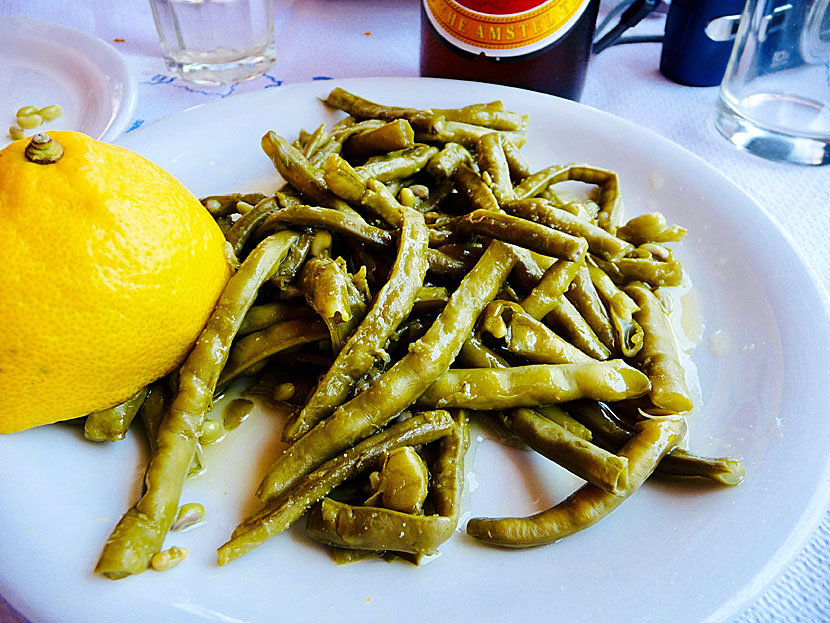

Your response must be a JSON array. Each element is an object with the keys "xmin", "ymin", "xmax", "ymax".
[{"xmin": 420, "ymin": 0, "xmax": 601, "ymax": 101}]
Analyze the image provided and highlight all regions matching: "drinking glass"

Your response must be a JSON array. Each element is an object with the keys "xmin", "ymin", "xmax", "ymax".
[
  {"xmin": 714, "ymin": 0, "xmax": 830, "ymax": 165},
  {"xmin": 149, "ymin": 0, "xmax": 277, "ymax": 85}
]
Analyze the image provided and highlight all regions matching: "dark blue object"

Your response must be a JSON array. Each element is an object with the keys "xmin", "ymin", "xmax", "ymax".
[{"xmin": 660, "ymin": 0, "xmax": 746, "ymax": 86}]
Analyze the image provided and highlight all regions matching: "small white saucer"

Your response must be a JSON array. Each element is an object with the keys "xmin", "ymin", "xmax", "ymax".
[{"xmin": 0, "ymin": 15, "xmax": 137, "ymax": 144}]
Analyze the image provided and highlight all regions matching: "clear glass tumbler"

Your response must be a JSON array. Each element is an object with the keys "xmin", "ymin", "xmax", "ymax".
[
  {"xmin": 714, "ymin": 0, "xmax": 830, "ymax": 166},
  {"xmin": 149, "ymin": 0, "xmax": 277, "ymax": 85}
]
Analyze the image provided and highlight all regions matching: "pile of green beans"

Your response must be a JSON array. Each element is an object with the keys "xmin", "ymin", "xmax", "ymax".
[{"xmin": 93, "ymin": 88, "xmax": 744, "ymax": 577}]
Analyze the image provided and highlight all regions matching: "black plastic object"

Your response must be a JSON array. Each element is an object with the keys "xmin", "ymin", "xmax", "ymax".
[{"xmin": 659, "ymin": 0, "xmax": 746, "ymax": 86}]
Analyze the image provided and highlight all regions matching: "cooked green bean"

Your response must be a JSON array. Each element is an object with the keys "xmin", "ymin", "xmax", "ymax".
[
  {"xmin": 499, "ymin": 408, "xmax": 628, "ymax": 493},
  {"xmin": 270, "ymin": 232, "xmax": 314, "ymax": 289},
  {"xmin": 237, "ymin": 302, "xmax": 316, "ymax": 337},
  {"xmin": 261, "ymin": 132, "xmax": 331, "ymax": 205},
  {"xmin": 201, "ymin": 193, "xmax": 267, "ymax": 217},
  {"xmin": 216, "ymin": 318, "xmax": 330, "ymax": 389},
  {"xmin": 466, "ymin": 416, "xmax": 685, "ymax": 547},
  {"xmin": 625, "ymin": 282, "xmax": 693, "ymax": 413},
  {"xmin": 357, "ymin": 145, "xmax": 438, "ymax": 183},
  {"xmin": 307, "ymin": 497, "xmax": 456, "ymax": 556},
  {"xmin": 324, "ymin": 87, "xmax": 446, "ymax": 134},
  {"xmin": 457, "ymin": 334, "xmax": 510, "ymax": 369},
  {"xmin": 593, "ymin": 252, "xmax": 685, "ymax": 288},
  {"xmin": 426, "ymin": 142, "xmax": 475, "ymax": 179},
  {"xmin": 225, "ymin": 197, "xmax": 279, "ymax": 256},
  {"xmin": 617, "ymin": 212, "xmax": 687, "ymax": 245},
  {"xmin": 416, "ymin": 121, "xmax": 526, "ymax": 149},
  {"xmin": 300, "ymin": 123, "xmax": 330, "ymax": 160},
  {"xmin": 433, "ymin": 103, "xmax": 528, "ymax": 131},
  {"xmin": 298, "ymin": 256, "xmax": 369, "ymax": 351},
  {"xmin": 458, "ymin": 210, "xmax": 588, "ymax": 262},
  {"xmin": 588, "ymin": 264, "xmax": 644, "ymax": 357},
  {"xmin": 282, "ymin": 207, "xmax": 429, "ymax": 442},
  {"xmin": 308, "ymin": 410, "xmax": 468, "ymax": 556},
  {"xmin": 502, "ymin": 198, "xmax": 632, "ymax": 260},
  {"xmin": 480, "ymin": 300, "xmax": 595, "ymax": 364},
  {"xmin": 454, "ymin": 164, "xmax": 501, "ymax": 213},
  {"xmin": 476, "ymin": 133, "xmax": 516, "ymax": 203},
  {"xmin": 344, "ymin": 119, "xmax": 415, "ymax": 158},
  {"xmin": 501, "ymin": 137, "xmax": 532, "ymax": 180},
  {"xmin": 217, "ymin": 410, "xmax": 454, "ymax": 564},
  {"xmin": 543, "ymin": 298, "xmax": 612, "ymax": 361},
  {"xmin": 511, "ymin": 163, "xmax": 622, "ymax": 233},
  {"xmin": 84, "ymin": 386, "xmax": 150, "ymax": 442},
  {"xmin": 260, "ymin": 205, "xmax": 395, "ymax": 250},
  {"xmin": 565, "ymin": 400, "xmax": 744, "ymax": 485},
  {"xmin": 534, "ymin": 404, "xmax": 592, "ymax": 441},
  {"xmin": 256, "ymin": 240, "xmax": 517, "ymax": 502},
  {"xmin": 565, "ymin": 264, "xmax": 617, "ymax": 353},
  {"xmin": 417, "ymin": 361, "xmax": 650, "ymax": 410},
  {"xmin": 96, "ymin": 231, "xmax": 298, "ymax": 579},
  {"xmin": 518, "ymin": 259, "xmax": 582, "ymax": 320}
]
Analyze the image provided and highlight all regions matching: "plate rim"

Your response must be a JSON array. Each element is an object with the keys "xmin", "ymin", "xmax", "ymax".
[{"xmin": 3, "ymin": 76, "xmax": 830, "ymax": 623}]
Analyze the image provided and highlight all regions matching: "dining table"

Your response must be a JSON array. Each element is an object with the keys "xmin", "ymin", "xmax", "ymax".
[{"xmin": 0, "ymin": 1, "xmax": 828, "ymax": 622}]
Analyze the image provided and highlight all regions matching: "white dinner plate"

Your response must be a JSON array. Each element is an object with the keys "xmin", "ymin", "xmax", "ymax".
[
  {"xmin": 1, "ymin": 78, "xmax": 829, "ymax": 623},
  {"xmin": 0, "ymin": 15, "xmax": 136, "ymax": 145}
]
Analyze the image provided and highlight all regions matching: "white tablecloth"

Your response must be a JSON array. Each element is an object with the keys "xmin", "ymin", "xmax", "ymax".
[{"xmin": 1, "ymin": 1, "xmax": 828, "ymax": 622}]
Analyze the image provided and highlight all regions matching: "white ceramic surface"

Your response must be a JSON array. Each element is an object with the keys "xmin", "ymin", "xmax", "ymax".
[
  {"xmin": 0, "ymin": 15, "xmax": 136, "ymax": 144},
  {"xmin": 1, "ymin": 78, "xmax": 829, "ymax": 623}
]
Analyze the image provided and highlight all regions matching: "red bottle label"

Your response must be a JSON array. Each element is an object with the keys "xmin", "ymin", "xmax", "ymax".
[{"xmin": 424, "ymin": 0, "xmax": 591, "ymax": 57}]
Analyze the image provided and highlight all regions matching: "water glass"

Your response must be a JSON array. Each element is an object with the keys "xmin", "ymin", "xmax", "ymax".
[
  {"xmin": 149, "ymin": 0, "xmax": 277, "ymax": 85},
  {"xmin": 714, "ymin": 0, "xmax": 830, "ymax": 166}
]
